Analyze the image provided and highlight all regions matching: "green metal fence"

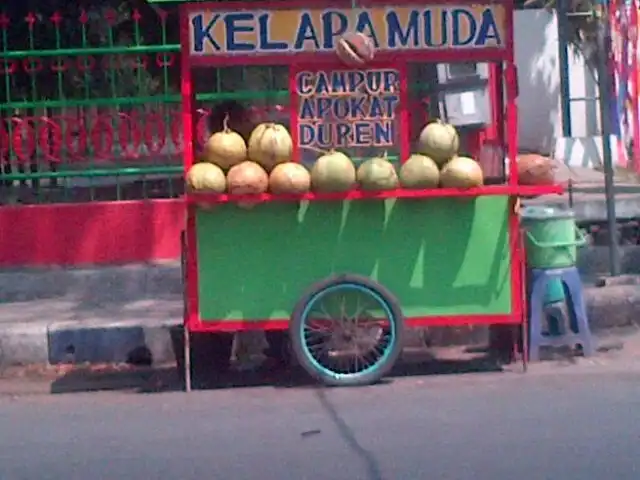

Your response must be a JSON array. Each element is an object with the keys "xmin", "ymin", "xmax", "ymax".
[{"xmin": 0, "ymin": 6, "xmax": 292, "ymax": 204}]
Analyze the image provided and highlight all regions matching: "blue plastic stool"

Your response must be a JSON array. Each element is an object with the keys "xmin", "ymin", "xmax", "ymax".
[{"xmin": 528, "ymin": 267, "xmax": 595, "ymax": 361}]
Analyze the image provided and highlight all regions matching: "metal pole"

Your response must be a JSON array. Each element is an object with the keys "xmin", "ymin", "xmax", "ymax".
[
  {"xmin": 184, "ymin": 327, "xmax": 192, "ymax": 393},
  {"xmin": 596, "ymin": 8, "xmax": 622, "ymax": 275},
  {"xmin": 557, "ymin": 0, "xmax": 573, "ymax": 137}
]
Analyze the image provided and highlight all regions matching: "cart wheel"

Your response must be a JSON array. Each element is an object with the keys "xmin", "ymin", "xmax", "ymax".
[{"xmin": 290, "ymin": 274, "xmax": 404, "ymax": 387}]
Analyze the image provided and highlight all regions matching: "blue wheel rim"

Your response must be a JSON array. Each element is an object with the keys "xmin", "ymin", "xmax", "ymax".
[{"xmin": 298, "ymin": 282, "xmax": 398, "ymax": 381}]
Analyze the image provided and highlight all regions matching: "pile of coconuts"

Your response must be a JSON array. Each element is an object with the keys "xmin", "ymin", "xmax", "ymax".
[
  {"xmin": 186, "ymin": 116, "xmax": 485, "ymax": 208},
  {"xmin": 186, "ymin": 114, "xmax": 312, "ymax": 207},
  {"xmin": 400, "ymin": 120, "xmax": 484, "ymax": 190},
  {"xmin": 302, "ymin": 120, "xmax": 485, "ymax": 193}
]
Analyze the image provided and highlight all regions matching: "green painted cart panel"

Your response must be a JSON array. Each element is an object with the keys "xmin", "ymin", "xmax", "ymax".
[{"xmin": 195, "ymin": 196, "xmax": 512, "ymax": 321}]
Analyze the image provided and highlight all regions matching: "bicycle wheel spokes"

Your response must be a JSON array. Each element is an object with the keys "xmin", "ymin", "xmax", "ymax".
[{"xmin": 301, "ymin": 283, "xmax": 396, "ymax": 378}]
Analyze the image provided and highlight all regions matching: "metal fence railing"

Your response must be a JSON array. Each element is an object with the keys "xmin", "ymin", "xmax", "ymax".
[{"xmin": 0, "ymin": 6, "xmax": 184, "ymax": 203}]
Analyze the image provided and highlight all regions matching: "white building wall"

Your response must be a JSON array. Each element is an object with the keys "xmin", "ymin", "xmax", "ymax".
[{"xmin": 514, "ymin": 10, "xmax": 613, "ymax": 167}]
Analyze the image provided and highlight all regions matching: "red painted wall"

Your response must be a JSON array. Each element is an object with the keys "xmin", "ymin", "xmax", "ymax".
[{"xmin": 0, "ymin": 199, "xmax": 184, "ymax": 267}]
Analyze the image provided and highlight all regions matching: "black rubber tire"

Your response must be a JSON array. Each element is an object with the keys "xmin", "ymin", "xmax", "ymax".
[{"xmin": 289, "ymin": 274, "xmax": 404, "ymax": 387}]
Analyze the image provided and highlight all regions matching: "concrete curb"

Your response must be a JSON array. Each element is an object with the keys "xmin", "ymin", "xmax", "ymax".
[
  {"xmin": 0, "ymin": 318, "xmax": 181, "ymax": 367},
  {"xmin": 1, "ymin": 283, "xmax": 636, "ymax": 368},
  {"xmin": 1, "ymin": 248, "xmax": 639, "ymax": 367},
  {"xmin": 0, "ymin": 324, "xmax": 49, "ymax": 365}
]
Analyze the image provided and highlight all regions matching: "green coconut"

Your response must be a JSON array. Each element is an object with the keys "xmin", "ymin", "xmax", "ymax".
[
  {"xmin": 310, "ymin": 150, "xmax": 356, "ymax": 192},
  {"xmin": 399, "ymin": 154, "xmax": 440, "ymax": 189},
  {"xmin": 439, "ymin": 156, "xmax": 484, "ymax": 188},
  {"xmin": 356, "ymin": 155, "xmax": 399, "ymax": 191},
  {"xmin": 417, "ymin": 121, "xmax": 460, "ymax": 166}
]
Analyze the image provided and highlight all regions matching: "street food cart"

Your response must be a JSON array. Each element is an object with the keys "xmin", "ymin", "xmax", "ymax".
[{"xmin": 179, "ymin": 0, "xmax": 562, "ymax": 391}]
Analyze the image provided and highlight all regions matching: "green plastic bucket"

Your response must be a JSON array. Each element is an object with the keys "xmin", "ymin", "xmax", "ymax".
[
  {"xmin": 543, "ymin": 277, "xmax": 566, "ymax": 304},
  {"xmin": 521, "ymin": 205, "xmax": 586, "ymax": 270},
  {"xmin": 525, "ymin": 263, "xmax": 565, "ymax": 306}
]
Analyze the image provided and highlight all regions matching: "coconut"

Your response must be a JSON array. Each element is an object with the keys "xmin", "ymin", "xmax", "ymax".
[
  {"xmin": 202, "ymin": 114, "xmax": 247, "ymax": 170},
  {"xmin": 399, "ymin": 154, "xmax": 440, "ymax": 189},
  {"xmin": 517, "ymin": 154, "xmax": 556, "ymax": 186},
  {"xmin": 356, "ymin": 154, "xmax": 399, "ymax": 191},
  {"xmin": 439, "ymin": 156, "xmax": 484, "ymax": 189},
  {"xmin": 227, "ymin": 161, "xmax": 269, "ymax": 209},
  {"xmin": 268, "ymin": 162, "xmax": 311, "ymax": 194},
  {"xmin": 417, "ymin": 121, "xmax": 459, "ymax": 166},
  {"xmin": 310, "ymin": 150, "xmax": 356, "ymax": 192},
  {"xmin": 335, "ymin": 32, "xmax": 376, "ymax": 67},
  {"xmin": 186, "ymin": 162, "xmax": 227, "ymax": 193},
  {"xmin": 247, "ymin": 123, "xmax": 293, "ymax": 171}
]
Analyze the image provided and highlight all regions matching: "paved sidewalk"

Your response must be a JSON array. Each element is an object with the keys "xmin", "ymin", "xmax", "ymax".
[
  {"xmin": 524, "ymin": 165, "xmax": 640, "ymax": 221},
  {"xmin": 0, "ymin": 263, "xmax": 639, "ymax": 367},
  {"xmin": 0, "ymin": 264, "xmax": 182, "ymax": 365},
  {"xmin": 1, "ymin": 169, "xmax": 640, "ymax": 367},
  {"xmin": 0, "ymin": 298, "xmax": 180, "ymax": 365}
]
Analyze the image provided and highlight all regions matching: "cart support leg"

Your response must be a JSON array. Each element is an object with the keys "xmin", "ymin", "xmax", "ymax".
[
  {"xmin": 521, "ymin": 320, "xmax": 528, "ymax": 373},
  {"xmin": 184, "ymin": 327, "xmax": 192, "ymax": 392}
]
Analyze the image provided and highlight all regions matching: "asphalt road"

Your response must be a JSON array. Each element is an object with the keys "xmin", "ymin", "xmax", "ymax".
[{"xmin": 0, "ymin": 370, "xmax": 639, "ymax": 480}]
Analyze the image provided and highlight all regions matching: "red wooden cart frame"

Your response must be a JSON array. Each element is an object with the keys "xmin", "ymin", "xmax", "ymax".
[{"xmin": 178, "ymin": 0, "xmax": 563, "ymax": 346}]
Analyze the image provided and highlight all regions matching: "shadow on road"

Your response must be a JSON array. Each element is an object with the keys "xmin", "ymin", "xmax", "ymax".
[{"xmin": 48, "ymin": 351, "xmax": 506, "ymax": 395}]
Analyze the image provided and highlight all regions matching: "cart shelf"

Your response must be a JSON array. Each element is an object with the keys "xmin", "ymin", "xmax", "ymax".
[{"xmin": 186, "ymin": 184, "xmax": 564, "ymax": 205}]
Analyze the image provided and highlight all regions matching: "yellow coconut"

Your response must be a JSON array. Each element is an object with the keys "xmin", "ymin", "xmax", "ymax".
[
  {"xmin": 356, "ymin": 154, "xmax": 399, "ymax": 191},
  {"xmin": 268, "ymin": 162, "xmax": 311, "ymax": 194},
  {"xmin": 399, "ymin": 154, "xmax": 440, "ymax": 189},
  {"xmin": 202, "ymin": 114, "xmax": 247, "ymax": 170},
  {"xmin": 417, "ymin": 121, "xmax": 460, "ymax": 166},
  {"xmin": 247, "ymin": 123, "xmax": 293, "ymax": 171},
  {"xmin": 186, "ymin": 162, "xmax": 227, "ymax": 193},
  {"xmin": 439, "ymin": 156, "xmax": 484, "ymax": 188},
  {"xmin": 226, "ymin": 161, "xmax": 269, "ymax": 209},
  {"xmin": 310, "ymin": 150, "xmax": 356, "ymax": 193}
]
